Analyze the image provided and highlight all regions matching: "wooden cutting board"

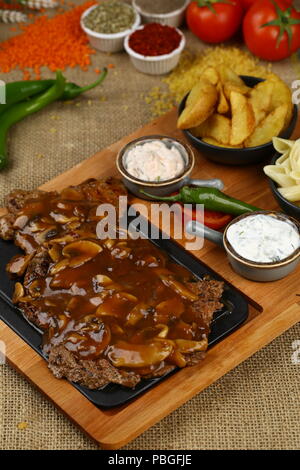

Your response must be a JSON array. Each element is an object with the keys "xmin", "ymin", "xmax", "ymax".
[{"xmin": 1, "ymin": 109, "xmax": 300, "ymax": 449}]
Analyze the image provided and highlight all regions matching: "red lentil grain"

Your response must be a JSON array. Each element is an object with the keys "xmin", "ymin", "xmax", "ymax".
[{"xmin": 0, "ymin": 1, "xmax": 96, "ymax": 75}]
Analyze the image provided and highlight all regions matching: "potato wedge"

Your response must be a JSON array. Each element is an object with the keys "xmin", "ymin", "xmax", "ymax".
[
  {"xmin": 249, "ymin": 80, "xmax": 274, "ymax": 126},
  {"xmin": 218, "ymin": 65, "xmax": 250, "ymax": 99},
  {"xmin": 216, "ymin": 82, "xmax": 229, "ymax": 114},
  {"xmin": 268, "ymin": 76, "xmax": 293, "ymax": 127},
  {"xmin": 224, "ymin": 82, "xmax": 250, "ymax": 100},
  {"xmin": 202, "ymin": 66, "xmax": 219, "ymax": 85},
  {"xmin": 230, "ymin": 91, "xmax": 255, "ymax": 146},
  {"xmin": 177, "ymin": 78, "xmax": 218, "ymax": 129},
  {"xmin": 245, "ymin": 104, "xmax": 288, "ymax": 147},
  {"xmin": 202, "ymin": 137, "xmax": 243, "ymax": 148},
  {"xmin": 192, "ymin": 114, "xmax": 231, "ymax": 145}
]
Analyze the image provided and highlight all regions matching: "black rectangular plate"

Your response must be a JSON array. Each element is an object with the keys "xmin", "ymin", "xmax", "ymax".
[{"xmin": 0, "ymin": 217, "xmax": 249, "ymax": 408}]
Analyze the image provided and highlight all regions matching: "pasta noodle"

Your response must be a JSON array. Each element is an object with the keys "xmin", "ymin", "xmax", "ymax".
[{"xmin": 264, "ymin": 137, "xmax": 300, "ymax": 203}]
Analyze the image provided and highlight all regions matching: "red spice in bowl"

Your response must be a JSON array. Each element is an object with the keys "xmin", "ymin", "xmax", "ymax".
[{"xmin": 128, "ymin": 23, "xmax": 181, "ymax": 56}]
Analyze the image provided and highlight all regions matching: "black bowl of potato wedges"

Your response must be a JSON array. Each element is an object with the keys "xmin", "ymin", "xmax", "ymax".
[{"xmin": 178, "ymin": 66, "xmax": 298, "ymax": 166}]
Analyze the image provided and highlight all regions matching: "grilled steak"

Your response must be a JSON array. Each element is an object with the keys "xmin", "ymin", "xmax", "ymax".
[
  {"xmin": 49, "ymin": 345, "xmax": 141, "ymax": 389},
  {"xmin": 0, "ymin": 178, "xmax": 224, "ymax": 390}
]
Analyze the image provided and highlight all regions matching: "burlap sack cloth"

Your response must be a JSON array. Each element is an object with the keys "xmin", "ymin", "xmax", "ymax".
[{"xmin": 0, "ymin": 0, "xmax": 300, "ymax": 450}]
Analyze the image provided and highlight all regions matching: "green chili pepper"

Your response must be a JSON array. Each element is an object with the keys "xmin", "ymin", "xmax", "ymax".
[
  {"xmin": 140, "ymin": 187, "xmax": 261, "ymax": 216},
  {"xmin": 0, "ymin": 79, "xmax": 53, "ymax": 116},
  {"xmin": 0, "ymin": 68, "xmax": 107, "ymax": 115},
  {"xmin": 0, "ymin": 70, "xmax": 66, "ymax": 171},
  {"xmin": 61, "ymin": 68, "xmax": 107, "ymax": 100}
]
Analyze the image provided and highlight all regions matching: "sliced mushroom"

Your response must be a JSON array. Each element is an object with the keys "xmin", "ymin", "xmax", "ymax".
[
  {"xmin": 157, "ymin": 273, "xmax": 198, "ymax": 302},
  {"xmin": 96, "ymin": 292, "xmax": 137, "ymax": 318},
  {"xmin": 131, "ymin": 325, "xmax": 169, "ymax": 343},
  {"xmin": 92, "ymin": 275, "xmax": 114, "ymax": 294},
  {"xmin": 64, "ymin": 321, "xmax": 111, "ymax": 358},
  {"xmin": 12, "ymin": 282, "xmax": 24, "ymax": 303},
  {"xmin": 15, "ymin": 296, "xmax": 33, "ymax": 303},
  {"xmin": 50, "ymin": 259, "xmax": 70, "ymax": 275},
  {"xmin": 48, "ymin": 244, "xmax": 61, "ymax": 263},
  {"xmin": 156, "ymin": 297, "xmax": 185, "ymax": 321},
  {"xmin": 57, "ymin": 314, "xmax": 69, "ymax": 331},
  {"xmin": 125, "ymin": 303, "xmax": 148, "ymax": 326},
  {"xmin": 50, "ymin": 213, "xmax": 79, "ymax": 224},
  {"xmin": 174, "ymin": 339, "xmax": 207, "ymax": 353},
  {"xmin": 155, "ymin": 324, "xmax": 169, "ymax": 338},
  {"xmin": 48, "ymin": 234, "xmax": 79, "ymax": 246},
  {"xmin": 62, "ymin": 240, "xmax": 103, "ymax": 268},
  {"xmin": 168, "ymin": 349, "xmax": 187, "ymax": 368},
  {"xmin": 93, "ymin": 274, "xmax": 113, "ymax": 286},
  {"xmin": 28, "ymin": 279, "xmax": 44, "ymax": 298},
  {"xmin": 108, "ymin": 340, "xmax": 173, "ymax": 368},
  {"xmin": 6, "ymin": 253, "xmax": 33, "ymax": 277},
  {"xmin": 28, "ymin": 220, "xmax": 52, "ymax": 233},
  {"xmin": 118, "ymin": 292, "xmax": 138, "ymax": 302},
  {"xmin": 13, "ymin": 214, "xmax": 29, "ymax": 230}
]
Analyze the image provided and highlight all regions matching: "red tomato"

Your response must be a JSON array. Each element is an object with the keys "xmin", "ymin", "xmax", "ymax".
[
  {"xmin": 241, "ymin": 0, "xmax": 292, "ymax": 10},
  {"xmin": 203, "ymin": 210, "xmax": 233, "ymax": 230},
  {"xmin": 177, "ymin": 204, "xmax": 232, "ymax": 231},
  {"xmin": 241, "ymin": 0, "xmax": 256, "ymax": 9},
  {"xmin": 186, "ymin": 0, "xmax": 243, "ymax": 43},
  {"xmin": 243, "ymin": 0, "xmax": 300, "ymax": 61}
]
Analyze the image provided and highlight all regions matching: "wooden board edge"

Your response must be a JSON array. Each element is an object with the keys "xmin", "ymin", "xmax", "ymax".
[
  {"xmin": 1, "ymin": 302, "xmax": 300, "ymax": 449},
  {"xmin": 98, "ymin": 302, "xmax": 300, "ymax": 449}
]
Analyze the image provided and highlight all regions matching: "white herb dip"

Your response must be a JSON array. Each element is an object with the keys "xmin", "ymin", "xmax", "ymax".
[
  {"xmin": 226, "ymin": 214, "xmax": 300, "ymax": 263},
  {"xmin": 124, "ymin": 140, "xmax": 185, "ymax": 182}
]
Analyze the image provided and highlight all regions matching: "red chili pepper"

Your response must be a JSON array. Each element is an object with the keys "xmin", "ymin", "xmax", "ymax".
[
  {"xmin": 129, "ymin": 23, "xmax": 182, "ymax": 56},
  {"xmin": 176, "ymin": 203, "xmax": 232, "ymax": 231}
]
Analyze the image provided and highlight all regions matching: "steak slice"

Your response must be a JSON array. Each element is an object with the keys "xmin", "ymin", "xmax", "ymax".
[
  {"xmin": 23, "ymin": 248, "xmax": 50, "ymax": 287},
  {"xmin": 48, "ymin": 345, "xmax": 141, "ymax": 389},
  {"xmin": 74, "ymin": 177, "xmax": 126, "ymax": 207},
  {"xmin": 0, "ymin": 213, "xmax": 15, "ymax": 240},
  {"xmin": 187, "ymin": 279, "xmax": 224, "ymax": 327},
  {"xmin": 5, "ymin": 189, "xmax": 57, "ymax": 214},
  {"xmin": 21, "ymin": 302, "xmax": 45, "ymax": 331}
]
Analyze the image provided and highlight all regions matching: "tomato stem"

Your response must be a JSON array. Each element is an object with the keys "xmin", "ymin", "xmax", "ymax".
[
  {"xmin": 196, "ymin": 0, "xmax": 233, "ymax": 14},
  {"xmin": 261, "ymin": 0, "xmax": 300, "ymax": 49}
]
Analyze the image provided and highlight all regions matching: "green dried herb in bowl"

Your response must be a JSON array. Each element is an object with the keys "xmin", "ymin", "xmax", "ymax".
[{"xmin": 83, "ymin": 1, "xmax": 136, "ymax": 34}]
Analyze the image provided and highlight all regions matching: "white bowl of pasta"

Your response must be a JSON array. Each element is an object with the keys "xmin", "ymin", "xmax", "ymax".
[{"xmin": 265, "ymin": 137, "xmax": 300, "ymax": 220}]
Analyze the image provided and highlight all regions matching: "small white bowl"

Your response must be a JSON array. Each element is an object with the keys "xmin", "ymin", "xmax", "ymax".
[
  {"xmin": 124, "ymin": 27, "xmax": 186, "ymax": 75},
  {"xmin": 80, "ymin": 4, "xmax": 141, "ymax": 53},
  {"xmin": 132, "ymin": 0, "xmax": 189, "ymax": 27}
]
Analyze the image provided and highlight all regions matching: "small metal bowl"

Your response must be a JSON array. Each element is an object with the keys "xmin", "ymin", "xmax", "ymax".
[
  {"xmin": 116, "ymin": 135, "xmax": 224, "ymax": 200},
  {"xmin": 187, "ymin": 211, "xmax": 300, "ymax": 282}
]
